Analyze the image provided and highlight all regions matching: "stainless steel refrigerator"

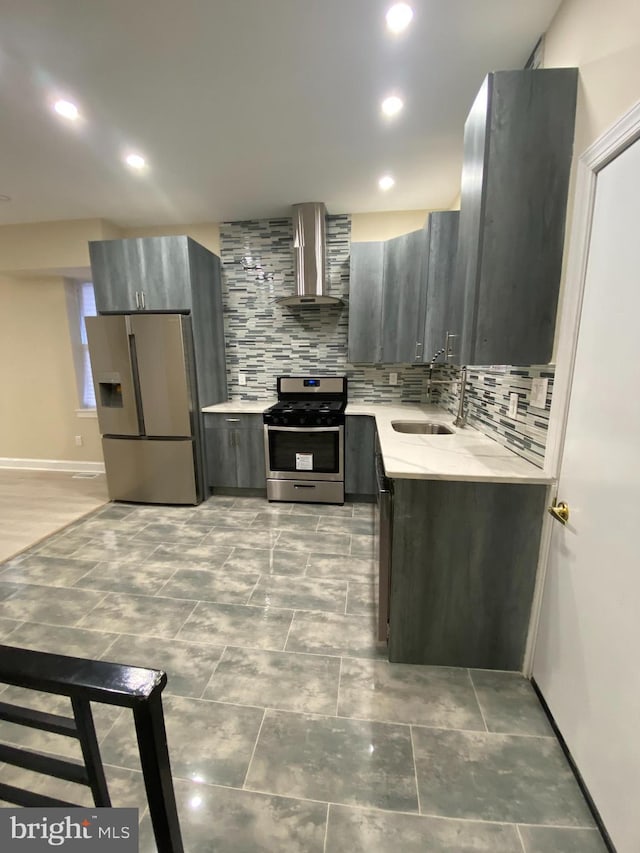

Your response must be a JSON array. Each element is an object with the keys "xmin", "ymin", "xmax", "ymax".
[{"xmin": 86, "ymin": 313, "xmax": 201, "ymax": 504}]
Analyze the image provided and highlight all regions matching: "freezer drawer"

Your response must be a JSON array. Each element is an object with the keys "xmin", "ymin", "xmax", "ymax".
[{"xmin": 102, "ymin": 438, "xmax": 198, "ymax": 504}]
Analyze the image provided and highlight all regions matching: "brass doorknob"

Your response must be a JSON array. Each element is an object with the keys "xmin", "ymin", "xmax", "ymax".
[{"xmin": 548, "ymin": 500, "xmax": 569, "ymax": 525}]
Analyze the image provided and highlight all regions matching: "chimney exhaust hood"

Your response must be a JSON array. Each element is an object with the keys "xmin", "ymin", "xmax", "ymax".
[{"xmin": 277, "ymin": 202, "xmax": 343, "ymax": 307}]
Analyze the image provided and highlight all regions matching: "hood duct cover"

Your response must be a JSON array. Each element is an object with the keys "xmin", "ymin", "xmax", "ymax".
[{"xmin": 277, "ymin": 202, "xmax": 343, "ymax": 307}]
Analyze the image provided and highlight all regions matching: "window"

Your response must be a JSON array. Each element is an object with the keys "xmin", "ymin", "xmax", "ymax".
[
  {"xmin": 78, "ymin": 282, "xmax": 97, "ymax": 408},
  {"xmin": 66, "ymin": 280, "xmax": 97, "ymax": 411}
]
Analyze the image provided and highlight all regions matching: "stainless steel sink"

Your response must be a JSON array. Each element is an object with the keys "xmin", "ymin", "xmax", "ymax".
[{"xmin": 391, "ymin": 421, "xmax": 454, "ymax": 435}]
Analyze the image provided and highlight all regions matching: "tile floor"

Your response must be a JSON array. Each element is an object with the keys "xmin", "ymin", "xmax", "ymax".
[{"xmin": 0, "ymin": 495, "xmax": 606, "ymax": 852}]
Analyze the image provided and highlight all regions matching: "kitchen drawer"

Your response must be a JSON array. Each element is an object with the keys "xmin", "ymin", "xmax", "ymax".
[{"xmin": 204, "ymin": 413, "xmax": 264, "ymax": 430}]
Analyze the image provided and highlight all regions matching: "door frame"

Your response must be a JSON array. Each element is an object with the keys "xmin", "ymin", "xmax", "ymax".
[{"xmin": 523, "ymin": 99, "xmax": 640, "ymax": 675}]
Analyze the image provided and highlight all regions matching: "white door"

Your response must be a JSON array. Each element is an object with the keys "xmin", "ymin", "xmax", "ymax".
[{"xmin": 533, "ymin": 135, "xmax": 640, "ymax": 852}]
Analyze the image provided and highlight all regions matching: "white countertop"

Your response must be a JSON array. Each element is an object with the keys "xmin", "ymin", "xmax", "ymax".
[
  {"xmin": 202, "ymin": 400, "xmax": 552, "ymax": 484},
  {"xmin": 347, "ymin": 403, "xmax": 552, "ymax": 484},
  {"xmin": 202, "ymin": 400, "xmax": 276, "ymax": 414}
]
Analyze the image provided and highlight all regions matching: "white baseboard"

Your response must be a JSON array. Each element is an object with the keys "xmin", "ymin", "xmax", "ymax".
[{"xmin": 0, "ymin": 457, "xmax": 105, "ymax": 474}]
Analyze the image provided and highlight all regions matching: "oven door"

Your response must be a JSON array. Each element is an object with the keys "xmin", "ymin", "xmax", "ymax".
[{"xmin": 265, "ymin": 425, "xmax": 344, "ymax": 482}]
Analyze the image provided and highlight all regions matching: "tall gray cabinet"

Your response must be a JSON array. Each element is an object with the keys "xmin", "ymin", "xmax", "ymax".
[{"xmin": 456, "ymin": 68, "xmax": 578, "ymax": 366}]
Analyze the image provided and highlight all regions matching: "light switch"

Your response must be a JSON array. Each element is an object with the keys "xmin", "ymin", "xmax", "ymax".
[
  {"xmin": 389, "ymin": 372, "xmax": 398, "ymax": 386},
  {"xmin": 508, "ymin": 393, "xmax": 519, "ymax": 419},
  {"xmin": 238, "ymin": 373, "xmax": 247, "ymax": 386},
  {"xmin": 530, "ymin": 377, "xmax": 548, "ymax": 409}
]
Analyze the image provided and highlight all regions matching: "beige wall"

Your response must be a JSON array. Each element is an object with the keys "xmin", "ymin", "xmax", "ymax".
[
  {"xmin": 350, "ymin": 210, "xmax": 430, "ymax": 242},
  {"xmin": 544, "ymin": 0, "xmax": 640, "ymax": 155},
  {"xmin": 0, "ymin": 275, "xmax": 102, "ymax": 462},
  {"xmin": 0, "ymin": 219, "xmax": 122, "ymax": 275},
  {"xmin": 543, "ymin": 0, "xmax": 640, "ymax": 358}
]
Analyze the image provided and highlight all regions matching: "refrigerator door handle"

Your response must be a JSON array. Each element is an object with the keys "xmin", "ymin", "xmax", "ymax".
[
  {"xmin": 134, "ymin": 291, "xmax": 140, "ymax": 309},
  {"xmin": 140, "ymin": 290, "xmax": 146, "ymax": 309}
]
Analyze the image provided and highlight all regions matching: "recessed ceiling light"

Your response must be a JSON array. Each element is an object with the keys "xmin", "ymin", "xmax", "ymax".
[
  {"xmin": 386, "ymin": 3, "xmax": 414, "ymax": 33},
  {"xmin": 379, "ymin": 175, "xmax": 395, "ymax": 191},
  {"xmin": 125, "ymin": 153, "xmax": 147, "ymax": 170},
  {"xmin": 381, "ymin": 95, "xmax": 404, "ymax": 117},
  {"xmin": 54, "ymin": 99, "xmax": 79, "ymax": 120}
]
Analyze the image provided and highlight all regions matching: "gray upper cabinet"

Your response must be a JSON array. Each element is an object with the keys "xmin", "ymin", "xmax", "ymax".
[
  {"xmin": 89, "ymin": 235, "xmax": 191, "ymax": 312},
  {"xmin": 457, "ymin": 68, "xmax": 578, "ymax": 366},
  {"xmin": 421, "ymin": 211, "xmax": 461, "ymax": 364},
  {"xmin": 380, "ymin": 229, "xmax": 429, "ymax": 363},
  {"xmin": 348, "ymin": 218, "xmax": 459, "ymax": 365},
  {"xmin": 347, "ymin": 242, "xmax": 384, "ymax": 363}
]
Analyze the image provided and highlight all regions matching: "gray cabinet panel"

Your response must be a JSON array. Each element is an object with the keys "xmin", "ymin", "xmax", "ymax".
[
  {"xmin": 204, "ymin": 414, "xmax": 265, "ymax": 490},
  {"xmin": 457, "ymin": 69, "xmax": 578, "ymax": 365},
  {"xmin": 187, "ymin": 240, "xmax": 227, "ymax": 406},
  {"xmin": 381, "ymin": 230, "xmax": 428, "ymax": 363},
  {"xmin": 388, "ymin": 478, "xmax": 546, "ymax": 670},
  {"xmin": 422, "ymin": 211, "xmax": 462, "ymax": 363},
  {"xmin": 205, "ymin": 425, "xmax": 237, "ymax": 488},
  {"xmin": 345, "ymin": 416, "xmax": 376, "ymax": 496},
  {"xmin": 90, "ymin": 236, "xmax": 191, "ymax": 313},
  {"xmin": 456, "ymin": 77, "xmax": 490, "ymax": 366},
  {"xmin": 89, "ymin": 240, "xmax": 138, "ymax": 312},
  {"xmin": 236, "ymin": 427, "xmax": 266, "ymax": 489},
  {"xmin": 348, "ymin": 219, "xmax": 458, "ymax": 366},
  {"xmin": 347, "ymin": 242, "xmax": 384, "ymax": 363}
]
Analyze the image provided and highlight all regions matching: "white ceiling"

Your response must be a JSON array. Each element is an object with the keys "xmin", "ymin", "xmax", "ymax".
[{"xmin": 0, "ymin": 0, "xmax": 562, "ymax": 226}]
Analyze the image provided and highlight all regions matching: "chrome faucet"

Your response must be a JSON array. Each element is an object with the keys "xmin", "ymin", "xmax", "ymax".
[
  {"xmin": 453, "ymin": 367, "xmax": 468, "ymax": 427},
  {"xmin": 426, "ymin": 365, "xmax": 468, "ymax": 428}
]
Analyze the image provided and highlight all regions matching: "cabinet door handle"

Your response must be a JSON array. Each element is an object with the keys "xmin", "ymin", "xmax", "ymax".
[
  {"xmin": 135, "ymin": 291, "xmax": 140, "ymax": 309},
  {"xmin": 445, "ymin": 331, "xmax": 457, "ymax": 359},
  {"xmin": 225, "ymin": 418, "xmax": 240, "ymax": 422},
  {"xmin": 140, "ymin": 290, "xmax": 146, "ymax": 309},
  {"xmin": 415, "ymin": 341, "xmax": 423, "ymax": 361}
]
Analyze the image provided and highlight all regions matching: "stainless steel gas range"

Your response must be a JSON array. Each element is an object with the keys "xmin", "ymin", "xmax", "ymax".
[{"xmin": 263, "ymin": 376, "xmax": 347, "ymax": 504}]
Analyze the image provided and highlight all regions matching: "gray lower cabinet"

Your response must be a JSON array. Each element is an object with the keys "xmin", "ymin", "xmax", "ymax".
[
  {"xmin": 388, "ymin": 478, "xmax": 547, "ymax": 670},
  {"xmin": 345, "ymin": 416, "xmax": 376, "ymax": 497},
  {"xmin": 457, "ymin": 68, "xmax": 578, "ymax": 365},
  {"xmin": 204, "ymin": 414, "xmax": 266, "ymax": 490}
]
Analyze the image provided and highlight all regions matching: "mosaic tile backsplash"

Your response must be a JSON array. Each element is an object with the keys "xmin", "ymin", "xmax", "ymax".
[
  {"xmin": 430, "ymin": 364, "xmax": 554, "ymax": 468},
  {"xmin": 219, "ymin": 215, "xmax": 553, "ymax": 466},
  {"xmin": 219, "ymin": 215, "xmax": 431, "ymax": 403}
]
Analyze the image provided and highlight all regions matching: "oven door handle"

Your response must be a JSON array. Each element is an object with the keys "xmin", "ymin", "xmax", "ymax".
[{"xmin": 264, "ymin": 426, "xmax": 342, "ymax": 433}]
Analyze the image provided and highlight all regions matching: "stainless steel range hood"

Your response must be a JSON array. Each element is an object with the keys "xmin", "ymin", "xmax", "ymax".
[{"xmin": 277, "ymin": 202, "xmax": 343, "ymax": 307}]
